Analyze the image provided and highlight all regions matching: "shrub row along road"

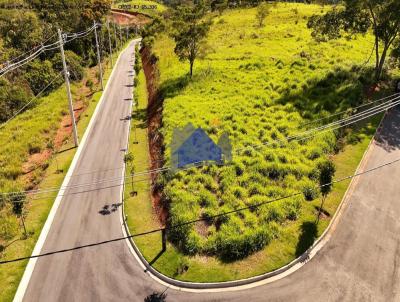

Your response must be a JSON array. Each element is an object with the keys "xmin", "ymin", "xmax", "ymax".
[{"xmin": 17, "ymin": 41, "xmax": 400, "ymax": 301}]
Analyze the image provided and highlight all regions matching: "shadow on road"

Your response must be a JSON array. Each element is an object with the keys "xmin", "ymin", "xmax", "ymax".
[
  {"xmin": 374, "ymin": 107, "xmax": 400, "ymax": 152},
  {"xmin": 98, "ymin": 203, "xmax": 122, "ymax": 215},
  {"xmin": 144, "ymin": 291, "xmax": 167, "ymax": 302}
]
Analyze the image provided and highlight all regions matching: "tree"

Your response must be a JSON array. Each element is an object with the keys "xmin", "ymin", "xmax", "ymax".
[
  {"xmin": 171, "ymin": 2, "xmax": 211, "ymax": 77},
  {"xmin": 317, "ymin": 160, "xmax": 335, "ymax": 223},
  {"xmin": 0, "ymin": 78, "xmax": 32, "ymax": 123},
  {"xmin": 256, "ymin": 2, "xmax": 270, "ymax": 27},
  {"xmin": 308, "ymin": 0, "xmax": 400, "ymax": 81},
  {"xmin": 9, "ymin": 192, "xmax": 28, "ymax": 238},
  {"xmin": 211, "ymin": 0, "xmax": 228, "ymax": 16},
  {"xmin": 0, "ymin": 10, "xmax": 43, "ymax": 52},
  {"xmin": 124, "ymin": 152, "xmax": 135, "ymax": 193},
  {"xmin": 141, "ymin": 17, "xmax": 165, "ymax": 48}
]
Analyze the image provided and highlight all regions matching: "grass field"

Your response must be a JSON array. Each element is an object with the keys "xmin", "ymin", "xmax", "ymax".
[
  {"xmin": 125, "ymin": 3, "xmax": 390, "ymax": 281},
  {"xmin": 0, "ymin": 41, "xmax": 132, "ymax": 302}
]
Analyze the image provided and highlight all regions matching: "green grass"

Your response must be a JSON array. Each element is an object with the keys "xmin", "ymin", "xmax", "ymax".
[
  {"xmin": 155, "ymin": 3, "xmax": 377, "ymax": 260},
  {"xmin": 113, "ymin": 0, "xmax": 166, "ymax": 17},
  {"xmin": 124, "ymin": 3, "xmax": 390, "ymax": 281},
  {"xmin": 0, "ymin": 40, "xmax": 132, "ymax": 302}
]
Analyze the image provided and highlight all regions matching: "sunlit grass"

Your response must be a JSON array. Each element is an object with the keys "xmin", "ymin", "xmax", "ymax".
[{"xmin": 126, "ymin": 3, "xmax": 387, "ymax": 281}]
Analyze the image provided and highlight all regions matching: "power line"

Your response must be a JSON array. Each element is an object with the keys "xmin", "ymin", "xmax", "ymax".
[
  {"xmin": 3, "ymin": 94, "xmax": 400, "ymax": 197},
  {"xmin": 235, "ymin": 94, "xmax": 400, "ymax": 153},
  {"xmin": 12, "ymin": 92, "xmax": 396, "ymax": 184},
  {"xmin": 299, "ymin": 92, "xmax": 400, "ymax": 128},
  {"xmin": 1, "ymin": 33, "xmax": 57, "ymax": 66},
  {"xmin": 1, "ymin": 155, "xmax": 399, "ymax": 265},
  {"xmin": 0, "ymin": 40, "xmax": 62, "ymax": 77},
  {"xmin": 1, "ymin": 94, "xmax": 399, "ymax": 198},
  {"xmin": 0, "ymin": 24, "xmax": 103, "ymax": 77}
]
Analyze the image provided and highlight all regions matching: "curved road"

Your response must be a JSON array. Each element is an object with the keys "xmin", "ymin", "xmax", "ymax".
[{"xmin": 17, "ymin": 42, "xmax": 400, "ymax": 302}]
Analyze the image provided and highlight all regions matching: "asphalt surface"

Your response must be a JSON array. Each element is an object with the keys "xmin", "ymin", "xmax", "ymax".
[{"xmin": 21, "ymin": 42, "xmax": 400, "ymax": 302}]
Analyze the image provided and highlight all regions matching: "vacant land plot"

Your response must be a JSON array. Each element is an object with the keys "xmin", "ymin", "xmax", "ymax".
[{"xmin": 126, "ymin": 3, "xmax": 390, "ymax": 281}]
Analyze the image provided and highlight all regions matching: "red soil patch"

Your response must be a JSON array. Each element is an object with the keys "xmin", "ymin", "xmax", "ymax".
[
  {"xmin": 22, "ymin": 149, "xmax": 52, "ymax": 175},
  {"xmin": 140, "ymin": 46, "xmax": 168, "ymax": 225},
  {"xmin": 21, "ymin": 69, "xmax": 99, "ymax": 191},
  {"xmin": 110, "ymin": 10, "xmax": 151, "ymax": 26},
  {"xmin": 365, "ymin": 83, "xmax": 381, "ymax": 98}
]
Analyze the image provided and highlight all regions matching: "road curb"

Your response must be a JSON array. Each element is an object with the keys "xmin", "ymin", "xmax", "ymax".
[{"xmin": 120, "ymin": 110, "xmax": 386, "ymax": 291}]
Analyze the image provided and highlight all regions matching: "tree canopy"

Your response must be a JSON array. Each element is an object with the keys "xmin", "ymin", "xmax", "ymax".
[
  {"xmin": 171, "ymin": 1, "xmax": 211, "ymax": 77},
  {"xmin": 308, "ymin": 0, "xmax": 400, "ymax": 80}
]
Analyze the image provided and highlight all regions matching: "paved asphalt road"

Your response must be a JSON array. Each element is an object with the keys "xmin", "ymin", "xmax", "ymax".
[{"xmin": 21, "ymin": 42, "xmax": 400, "ymax": 302}]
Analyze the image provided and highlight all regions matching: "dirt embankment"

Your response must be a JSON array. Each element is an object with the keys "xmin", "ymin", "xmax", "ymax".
[
  {"xmin": 140, "ymin": 46, "xmax": 168, "ymax": 224},
  {"xmin": 22, "ymin": 68, "xmax": 101, "ymax": 190},
  {"xmin": 110, "ymin": 9, "xmax": 151, "ymax": 26}
]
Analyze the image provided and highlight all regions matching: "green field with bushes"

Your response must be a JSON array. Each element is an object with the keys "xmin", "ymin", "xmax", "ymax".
[
  {"xmin": 156, "ymin": 3, "xmax": 376, "ymax": 260},
  {"xmin": 127, "ymin": 3, "xmax": 392, "ymax": 280}
]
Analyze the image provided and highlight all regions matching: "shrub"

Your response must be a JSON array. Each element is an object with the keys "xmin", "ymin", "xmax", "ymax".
[
  {"xmin": 283, "ymin": 197, "xmax": 302, "ymax": 220},
  {"xmin": 264, "ymin": 204, "xmax": 285, "ymax": 223},
  {"xmin": 51, "ymin": 50, "xmax": 84, "ymax": 81},
  {"xmin": 198, "ymin": 189, "xmax": 218, "ymax": 207},
  {"xmin": 302, "ymin": 181, "xmax": 319, "ymax": 201},
  {"xmin": 0, "ymin": 206, "xmax": 19, "ymax": 241},
  {"xmin": 213, "ymin": 227, "xmax": 272, "ymax": 260},
  {"xmin": 25, "ymin": 59, "xmax": 60, "ymax": 94},
  {"xmin": 0, "ymin": 78, "xmax": 32, "ymax": 123}
]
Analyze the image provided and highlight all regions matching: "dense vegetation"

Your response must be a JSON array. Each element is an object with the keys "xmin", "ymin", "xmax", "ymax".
[
  {"xmin": 145, "ymin": 3, "xmax": 397, "ymax": 261},
  {"xmin": 0, "ymin": 0, "xmax": 116, "ymax": 124}
]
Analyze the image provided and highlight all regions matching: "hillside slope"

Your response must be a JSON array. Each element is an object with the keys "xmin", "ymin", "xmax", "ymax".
[{"xmin": 127, "ymin": 3, "xmax": 385, "ymax": 281}]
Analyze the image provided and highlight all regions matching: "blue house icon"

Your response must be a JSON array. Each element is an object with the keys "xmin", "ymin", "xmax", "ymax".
[{"xmin": 170, "ymin": 123, "xmax": 232, "ymax": 170}]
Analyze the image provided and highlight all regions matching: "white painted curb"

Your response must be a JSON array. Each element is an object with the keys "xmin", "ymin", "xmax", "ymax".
[{"xmin": 13, "ymin": 42, "xmax": 134, "ymax": 302}]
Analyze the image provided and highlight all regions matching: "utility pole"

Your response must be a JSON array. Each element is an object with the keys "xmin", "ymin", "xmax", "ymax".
[
  {"xmin": 58, "ymin": 29, "xmax": 79, "ymax": 147},
  {"xmin": 107, "ymin": 21, "xmax": 113, "ymax": 68},
  {"xmin": 94, "ymin": 21, "xmax": 104, "ymax": 91},
  {"xmin": 113, "ymin": 22, "xmax": 118, "ymax": 49},
  {"xmin": 119, "ymin": 25, "xmax": 123, "ymax": 44}
]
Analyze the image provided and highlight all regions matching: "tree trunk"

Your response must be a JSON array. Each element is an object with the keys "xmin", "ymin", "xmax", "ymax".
[
  {"xmin": 316, "ymin": 195, "xmax": 326, "ymax": 225},
  {"xmin": 374, "ymin": 35, "xmax": 380, "ymax": 80},
  {"xmin": 20, "ymin": 215, "xmax": 27, "ymax": 238},
  {"xmin": 376, "ymin": 44, "xmax": 390, "ymax": 81},
  {"xmin": 189, "ymin": 60, "xmax": 194, "ymax": 78}
]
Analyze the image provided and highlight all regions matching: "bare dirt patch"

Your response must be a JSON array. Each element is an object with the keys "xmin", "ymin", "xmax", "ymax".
[
  {"xmin": 110, "ymin": 10, "xmax": 151, "ymax": 26},
  {"xmin": 195, "ymin": 220, "xmax": 210, "ymax": 238},
  {"xmin": 140, "ymin": 46, "xmax": 168, "ymax": 225},
  {"xmin": 21, "ymin": 69, "xmax": 99, "ymax": 191}
]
